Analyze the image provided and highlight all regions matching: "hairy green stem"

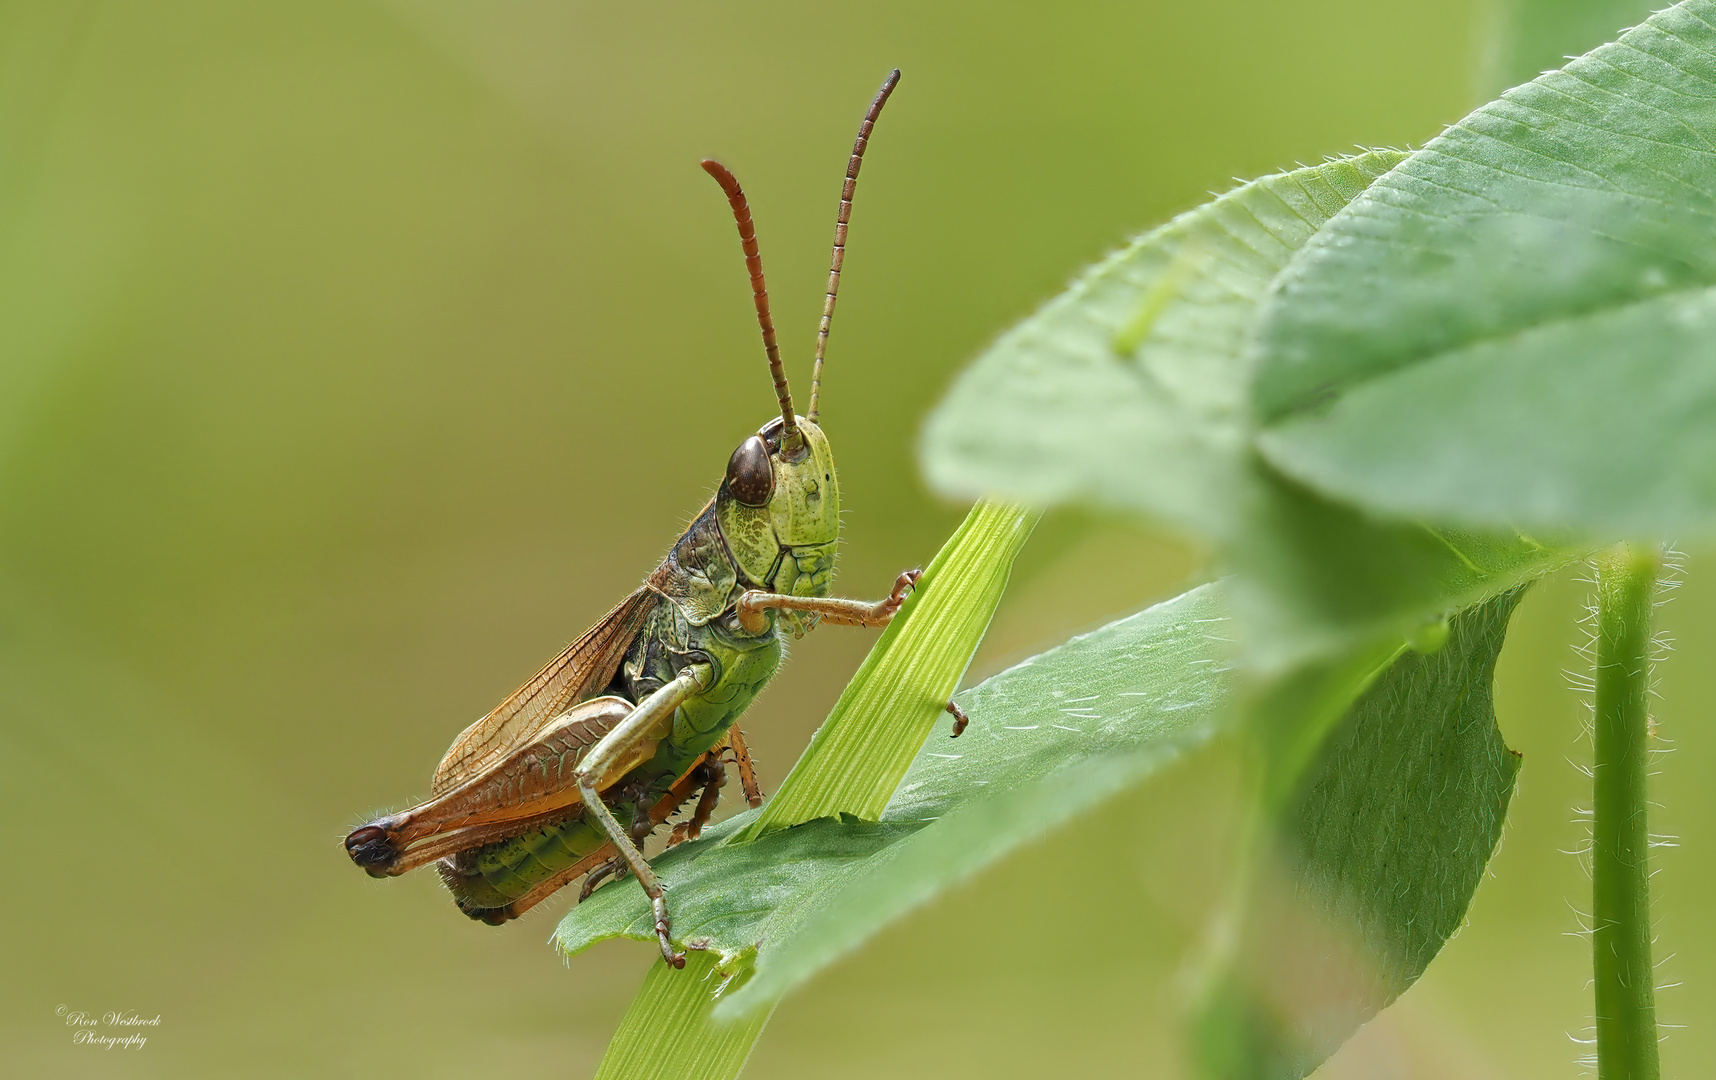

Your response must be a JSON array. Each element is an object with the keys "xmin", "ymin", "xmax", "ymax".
[{"xmin": 1591, "ymin": 543, "xmax": 1660, "ymax": 1080}]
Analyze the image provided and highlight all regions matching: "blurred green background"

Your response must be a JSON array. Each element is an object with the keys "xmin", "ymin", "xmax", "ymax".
[{"xmin": 3, "ymin": 1, "xmax": 1709, "ymax": 1076}]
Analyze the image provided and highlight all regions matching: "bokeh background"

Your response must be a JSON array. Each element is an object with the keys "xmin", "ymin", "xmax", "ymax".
[{"xmin": 3, "ymin": 2, "xmax": 1710, "ymax": 1076}]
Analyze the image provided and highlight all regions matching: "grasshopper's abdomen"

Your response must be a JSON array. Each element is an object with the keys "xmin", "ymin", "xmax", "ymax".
[
  {"xmin": 439, "ymin": 625, "xmax": 784, "ymax": 920},
  {"xmin": 439, "ymin": 814, "xmax": 611, "ymax": 915},
  {"xmin": 438, "ymin": 499, "xmax": 794, "ymax": 921}
]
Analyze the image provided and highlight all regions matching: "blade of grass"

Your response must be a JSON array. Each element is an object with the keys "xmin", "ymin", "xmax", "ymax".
[
  {"xmin": 593, "ymin": 952, "xmax": 774, "ymax": 1080},
  {"xmin": 585, "ymin": 499, "xmax": 1038, "ymax": 1079},
  {"xmin": 736, "ymin": 498, "xmax": 1040, "ymax": 835}
]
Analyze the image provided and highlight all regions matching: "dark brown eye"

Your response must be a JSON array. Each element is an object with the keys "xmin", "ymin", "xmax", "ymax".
[{"xmin": 725, "ymin": 435, "xmax": 774, "ymax": 506}]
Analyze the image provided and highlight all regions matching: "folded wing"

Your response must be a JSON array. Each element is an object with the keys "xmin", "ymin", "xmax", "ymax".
[{"xmin": 430, "ymin": 587, "xmax": 659, "ymax": 796}]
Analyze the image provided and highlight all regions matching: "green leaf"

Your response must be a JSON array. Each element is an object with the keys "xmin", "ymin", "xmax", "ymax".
[
  {"xmin": 1476, "ymin": 0, "xmax": 1659, "ymax": 99},
  {"xmin": 558, "ymin": 582, "xmax": 1235, "ymax": 1015},
  {"xmin": 921, "ymin": 151, "xmax": 1405, "ymax": 543},
  {"xmin": 1217, "ymin": 473, "xmax": 1562, "ymax": 673},
  {"xmin": 1194, "ymin": 589, "xmax": 1526, "ymax": 1079},
  {"xmin": 919, "ymin": 153, "xmax": 1567, "ymax": 668},
  {"xmin": 1255, "ymin": 1, "xmax": 1716, "ymax": 540},
  {"xmin": 1235, "ymin": 631, "xmax": 1404, "ymax": 814}
]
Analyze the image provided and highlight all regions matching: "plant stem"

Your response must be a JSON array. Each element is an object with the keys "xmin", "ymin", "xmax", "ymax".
[
  {"xmin": 594, "ymin": 952, "xmax": 774, "ymax": 1080},
  {"xmin": 1591, "ymin": 543, "xmax": 1661, "ymax": 1080}
]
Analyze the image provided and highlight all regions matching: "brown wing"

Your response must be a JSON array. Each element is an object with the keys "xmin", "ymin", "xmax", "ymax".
[{"xmin": 430, "ymin": 586, "xmax": 659, "ymax": 796}]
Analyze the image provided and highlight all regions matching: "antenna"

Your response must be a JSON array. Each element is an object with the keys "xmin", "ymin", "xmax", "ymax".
[
  {"xmin": 807, "ymin": 68, "xmax": 900, "ymax": 424},
  {"xmin": 701, "ymin": 158, "xmax": 800, "ymax": 450}
]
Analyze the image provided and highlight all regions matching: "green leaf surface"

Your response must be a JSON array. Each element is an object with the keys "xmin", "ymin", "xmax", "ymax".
[
  {"xmin": 1477, "ymin": 0, "xmax": 1659, "ymax": 99},
  {"xmin": 1255, "ymin": 0, "xmax": 1716, "ymax": 539},
  {"xmin": 1195, "ymin": 589, "xmax": 1526, "ymax": 1079},
  {"xmin": 1217, "ymin": 473, "xmax": 1563, "ymax": 673},
  {"xmin": 558, "ymin": 582, "xmax": 1234, "ymax": 1016},
  {"xmin": 921, "ymin": 151, "xmax": 1405, "ymax": 542},
  {"xmin": 918, "ymin": 152, "xmax": 1566, "ymax": 669}
]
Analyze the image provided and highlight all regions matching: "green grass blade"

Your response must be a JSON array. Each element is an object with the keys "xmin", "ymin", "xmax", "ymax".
[
  {"xmin": 580, "ymin": 499, "xmax": 1036, "ymax": 1077},
  {"xmin": 737, "ymin": 499, "xmax": 1039, "ymax": 835},
  {"xmin": 592, "ymin": 951, "xmax": 774, "ymax": 1080}
]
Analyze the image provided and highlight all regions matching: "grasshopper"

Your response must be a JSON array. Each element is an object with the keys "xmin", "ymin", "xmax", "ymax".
[{"xmin": 345, "ymin": 70, "xmax": 965, "ymax": 968}]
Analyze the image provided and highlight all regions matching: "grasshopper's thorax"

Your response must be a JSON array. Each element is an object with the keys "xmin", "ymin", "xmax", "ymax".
[{"xmin": 716, "ymin": 417, "xmax": 839, "ymax": 633}]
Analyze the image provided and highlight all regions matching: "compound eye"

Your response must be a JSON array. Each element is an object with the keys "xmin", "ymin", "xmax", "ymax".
[{"xmin": 725, "ymin": 435, "xmax": 775, "ymax": 507}]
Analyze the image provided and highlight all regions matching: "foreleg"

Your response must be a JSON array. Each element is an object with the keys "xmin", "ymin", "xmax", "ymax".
[
  {"xmin": 736, "ymin": 574, "xmax": 974, "ymax": 737},
  {"xmin": 736, "ymin": 568, "xmax": 921, "ymax": 634}
]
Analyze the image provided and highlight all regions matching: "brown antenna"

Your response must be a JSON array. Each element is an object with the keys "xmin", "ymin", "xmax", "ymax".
[
  {"xmin": 807, "ymin": 68, "xmax": 900, "ymax": 424},
  {"xmin": 701, "ymin": 158, "xmax": 801, "ymax": 450}
]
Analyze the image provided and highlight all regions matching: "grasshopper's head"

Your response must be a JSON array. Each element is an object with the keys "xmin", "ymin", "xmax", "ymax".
[
  {"xmin": 699, "ymin": 69, "xmax": 897, "ymax": 601},
  {"xmin": 715, "ymin": 416, "xmax": 839, "ymax": 590}
]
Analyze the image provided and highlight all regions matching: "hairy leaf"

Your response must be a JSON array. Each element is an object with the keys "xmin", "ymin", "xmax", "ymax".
[
  {"xmin": 920, "ymin": 153, "xmax": 1565, "ymax": 669},
  {"xmin": 921, "ymin": 152, "xmax": 1405, "ymax": 542},
  {"xmin": 1195, "ymin": 589, "xmax": 1526, "ymax": 1079},
  {"xmin": 1476, "ymin": 0, "xmax": 1659, "ymax": 99},
  {"xmin": 558, "ymin": 583, "xmax": 1234, "ymax": 1016},
  {"xmin": 1256, "ymin": 0, "xmax": 1716, "ymax": 539}
]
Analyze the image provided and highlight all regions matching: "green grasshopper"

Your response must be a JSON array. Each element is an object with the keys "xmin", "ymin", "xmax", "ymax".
[{"xmin": 345, "ymin": 70, "xmax": 964, "ymax": 968}]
